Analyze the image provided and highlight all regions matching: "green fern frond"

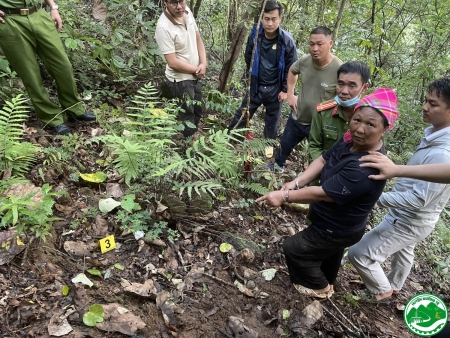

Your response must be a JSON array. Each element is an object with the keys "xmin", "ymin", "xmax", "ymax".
[
  {"xmin": 172, "ymin": 180, "xmax": 223, "ymax": 198},
  {"xmin": 242, "ymin": 137, "xmax": 278, "ymax": 156},
  {"xmin": 130, "ymin": 82, "xmax": 162, "ymax": 108},
  {"xmin": 0, "ymin": 94, "xmax": 29, "ymax": 146},
  {"xmin": 0, "ymin": 95, "xmax": 39, "ymax": 176},
  {"xmin": 111, "ymin": 139, "xmax": 147, "ymax": 185},
  {"xmin": 243, "ymin": 182, "xmax": 269, "ymax": 196},
  {"xmin": 4, "ymin": 142, "xmax": 40, "ymax": 176}
]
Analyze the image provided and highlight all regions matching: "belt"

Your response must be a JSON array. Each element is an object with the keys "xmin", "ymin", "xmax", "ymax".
[{"xmin": 0, "ymin": 3, "xmax": 44, "ymax": 16}]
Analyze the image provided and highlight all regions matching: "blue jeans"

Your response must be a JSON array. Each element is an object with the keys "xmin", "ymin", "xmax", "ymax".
[
  {"xmin": 228, "ymin": 84, "xmax": 282, "ymax": 139},
  {"xmin": 274, "ymin": 113, "xmax": 311, "ymax": 166}
]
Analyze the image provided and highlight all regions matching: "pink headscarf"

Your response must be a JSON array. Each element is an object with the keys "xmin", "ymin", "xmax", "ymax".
[{"xmin": 343, "ymin": 88, "xmax": 400, "ymax": 142}]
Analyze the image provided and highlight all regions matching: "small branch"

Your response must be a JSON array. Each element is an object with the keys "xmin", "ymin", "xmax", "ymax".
[
  {"xmin": 170, "ymin": 242, "xmax": 187, "ymax": 272},
  {"xmin": 202, "ymin": 272, "xmax": 236, "ymax": 288},
  {"xmin": 327, "ymin": 297, "xmax": 369, "ymax": 338},
  {"xmin": 322, "ymin": 305, "xmax": 360, "ymax": 337}
]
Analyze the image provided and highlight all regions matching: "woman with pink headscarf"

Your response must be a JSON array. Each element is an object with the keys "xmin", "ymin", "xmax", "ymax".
[{"xmin": 256, "ymin": 88, "xmax": 400, "ymax": 298}]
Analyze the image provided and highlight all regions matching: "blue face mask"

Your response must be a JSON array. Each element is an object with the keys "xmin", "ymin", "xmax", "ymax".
[
  {"xmin": 334, "ymin": 94, "xmax": 360, "ymax": 107},
  {"xmin": 334, "ymin": 85, "xmax": 365, "ymax": 107}
]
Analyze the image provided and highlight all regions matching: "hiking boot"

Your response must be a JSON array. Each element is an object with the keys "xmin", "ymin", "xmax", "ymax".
[
  {"xmin": 266, "ymin": 162, "xmax": 285, "ymax": 173},
  {"xmin": 54, "ymin": 123, "xmax": 71, "ymax": 135},
  {"xmin": 68, "ymin": 111, "xmax": 96, "ymax": 122}
]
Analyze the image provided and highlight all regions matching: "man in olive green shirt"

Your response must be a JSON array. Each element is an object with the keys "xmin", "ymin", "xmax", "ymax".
[
  {"xmin": 268, "ymin": 26, "xmax": 342, "ymax": 172},
  {"xmin": 0, "ymin": 0, "xmax": 95, "ymax": 135},
  {"xmin": 309, "ymin": 61, "xmax": 370, "ymax": 161}
]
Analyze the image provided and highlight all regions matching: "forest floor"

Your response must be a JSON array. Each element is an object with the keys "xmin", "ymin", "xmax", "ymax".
[{"xmin": 0, "ymin": 110, "xmax": 449, "ymax": 338}]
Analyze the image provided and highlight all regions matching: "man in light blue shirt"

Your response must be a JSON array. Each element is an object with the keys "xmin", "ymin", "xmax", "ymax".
[{"xmin": 349, "ymin": 77, "xmax": 450, "ymax": 303}]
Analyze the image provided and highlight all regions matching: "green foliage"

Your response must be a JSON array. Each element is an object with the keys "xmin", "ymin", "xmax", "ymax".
[
  {"xmin": 171, "ymin": 180, "xmax": 223, "ymax": 198},
  {"xmin": 101, "ymin": 136, "xmax": 147, "ymax": 185},
  {"xmin": 232, "ymin": 198, "xmax": 254, "ymax": 209},
  {"xmin": 116, "ymin": 209, "xmax": 152, "ymax": 234},
  {"xmin": 96, "ymin": 82, "xmax": 178, "ymax": 185},
  {"xmin": 204, "ymin": 90, "xmax": 241, "ymax": 117},
  {"xmin": 96, "ymin": 82, "xmax": 274, "ymax": 199},
  {"xmin": 58, "ymin": 0, "xmax": 160, "ymax": 82},
  {"xmin": 0, "ymin": 184, "xmax": 61, "ymax": 240},
  {"xmin": 153, "ymin": 128, "xmax": 275, "ymax": 195},
  {"xmin": 83, "ymin": 304, "xmax": 104, "ymax": 327},
  {"xmin": 0, "ymin": 95, "xmax": 40, "ymax": 176},
  {"xmin": 121, "ymin": 194, "xmax": 142, "ymax": 212},
  {"xmin": 436, "ymin": 208, "xmax": 450, "ymax": 251},
  {"xmin": 242, "ymin": 182, "xmax": 269, "ymax": 196}
]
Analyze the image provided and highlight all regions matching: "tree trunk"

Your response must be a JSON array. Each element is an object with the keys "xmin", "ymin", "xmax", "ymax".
[
  {"xmin": 218, "ymin": 22, "xmax": 248, "ymax": 93},
  {"xmin": 190, "ymin": 0, "xmax": 202, "ymax": 19},
  {"xmin": 332, "ymin": 0, "xmax": 346, "ymax": 41}
]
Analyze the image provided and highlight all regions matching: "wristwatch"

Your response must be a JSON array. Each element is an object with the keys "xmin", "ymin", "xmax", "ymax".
[{"xmin": 50, "ymin": 5, "xmax": 59, "ymax": 10}]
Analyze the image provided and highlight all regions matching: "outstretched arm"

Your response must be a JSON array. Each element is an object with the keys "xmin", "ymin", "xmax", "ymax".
[
  {"xmin": 360, "ymin": 151, "xmax": 450, "ymax": 183},
  {"xmin": 256, "ymin": 186, "xmax": 333, "ymax": 208},
  {"xmin": 256, "ymin": 156, "xmax": 332, "ymax": 208}
]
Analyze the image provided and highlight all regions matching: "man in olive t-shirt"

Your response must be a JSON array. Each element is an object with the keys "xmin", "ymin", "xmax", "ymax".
[{"xmin": 268, "ymin": 26, "xmax": 342, "ymax": 172}]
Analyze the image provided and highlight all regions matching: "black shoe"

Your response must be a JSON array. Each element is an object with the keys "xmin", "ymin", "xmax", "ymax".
[
  {"xmin": 68, "ymin": 111, "xmax": 96, "ymax": 122},
  {"xmin": 54, "ymin": 123, "xmax": 71, "ymax": 135}
]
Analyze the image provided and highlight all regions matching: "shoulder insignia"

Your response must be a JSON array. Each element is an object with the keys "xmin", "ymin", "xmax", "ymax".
[{"xmin": 316, "ymin": 100, "xmax": 337, "ymax": 112}]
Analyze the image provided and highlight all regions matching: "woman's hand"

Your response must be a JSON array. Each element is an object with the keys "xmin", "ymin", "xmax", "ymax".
[
  {"xmin": 255, "ymin": 190, "xmax": 285, "ymax": 208},
  {"xmin": 281, "ymin": 180, "xmax": 296, "ymax": 191}
]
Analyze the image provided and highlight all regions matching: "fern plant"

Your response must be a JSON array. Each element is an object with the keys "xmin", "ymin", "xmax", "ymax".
[
  {"xmin": 0, "ymin": 183, "xmax": 61, "ymax": 240},
  {"xmin": 95, "ymin": 82, "xmax": 180, "ymax": 185},
  {"xmin": 153, "ymin": 129, "xmax": 276, "ymax": 196},
  {"xmin": 96, "ymin": 82, "xmax": 275, "ymax": 197},
  {"xmin": 0, "ymin": 94, "xmax": 40, "ymax": 176}
]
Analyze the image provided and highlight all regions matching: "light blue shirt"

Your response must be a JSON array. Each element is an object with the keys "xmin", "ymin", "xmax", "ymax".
[{"xmin": 378, "ymin": 125, "xmax": 450, "ymax": 227}]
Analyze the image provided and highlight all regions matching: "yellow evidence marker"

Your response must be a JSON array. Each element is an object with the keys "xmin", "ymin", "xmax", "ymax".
[{"xmin": 99, "ymin": 235, "xmax": 116, "ymax": 254}]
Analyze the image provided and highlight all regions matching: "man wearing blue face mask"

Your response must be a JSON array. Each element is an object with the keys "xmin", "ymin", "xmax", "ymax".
[{"xmin": 309, "ymin": 61, "xmax": 370, "ymax": 162}]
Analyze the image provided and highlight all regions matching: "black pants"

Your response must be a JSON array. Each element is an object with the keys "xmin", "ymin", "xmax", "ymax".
[
  {"xmin": 274, "ymin": 113, "xmax": 311, "ymax": 166},
  {"xmin": 282, "ymin": 225, "xmax": 365, "ymax": 289},
  {"xmin": 166, "ymin": 78, "xmax": 203, "ymax": 137},
  {"xmin": 228, "ymin": 84, "xmax": 282, "ymax": 139}
]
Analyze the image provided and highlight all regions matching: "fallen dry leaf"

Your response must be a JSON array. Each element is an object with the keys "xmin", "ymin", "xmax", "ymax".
[
  {"xmin": 95, "ymin": 303, "xmax": 146, "ymax": 336},
  {"xmin": 0, "ymin": 228, "xmax": 26, "ymax": 265},
  {"xmin": 156, "ymin": 201, "xmax": 168, "ymax": 213},
  {"xmin": 92, "ymin": 215, "xmax": 109, "ymax": 237},
  {"xmin": 143, "ymin": 237, "xmax": 166, "ymax": 247},
  {"xmin": 91, "ymin": 128, "xmax": 104, "ymax": 136},
  {"xmin": 3, "ymin": 183, "xmax": 43, "ymax": 208},
  {"xmin": 106, "ymin": 183, "xmax": 123, "ymax": 199},
  {"xmin": 47, "ymin": 307, "xmax": 76, "ymax": 336},
  {"xmin": 184, "ymin": 266, "xmax": 206, "ymax": 291},
  {"xmin": 121, "ymin": 279, "xmax": 157, "ymax": 299},
  {"xmin": 227, "ymin": 316, "xmax": 259, "ymax": 338},
  {"xmin": 24, "ymin": 127, "xmax": 38, "ymax": 135},
  {"xmin": 73, "ymin": 284, "xmax": 89, "ymax": 308},
  {"xmin": 92, "ymin": 0, "xmax": 107, "ymax": 21},
  {"xmin": 54, "ymin": 204, "xmax": 75, "ymax": 215},
  {"xmin": 204, "ymin": 306, "xmax": 219, "ymax": 318},
  {"xmin": 64, "ymin": 241, "xmax": 94, "ymax": 256},
  {"xmin": 410, "ymin": 281, "xmax": 423, "ymax": 291},
  {"xmin": 156, "ymin": 290, "xmax": 179, "ymax": 333}
]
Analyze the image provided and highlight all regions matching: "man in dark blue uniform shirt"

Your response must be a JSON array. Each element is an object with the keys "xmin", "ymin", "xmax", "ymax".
[{"xmin": 227, "ymin": 0, "xmax": 297, "ymax": 139}]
